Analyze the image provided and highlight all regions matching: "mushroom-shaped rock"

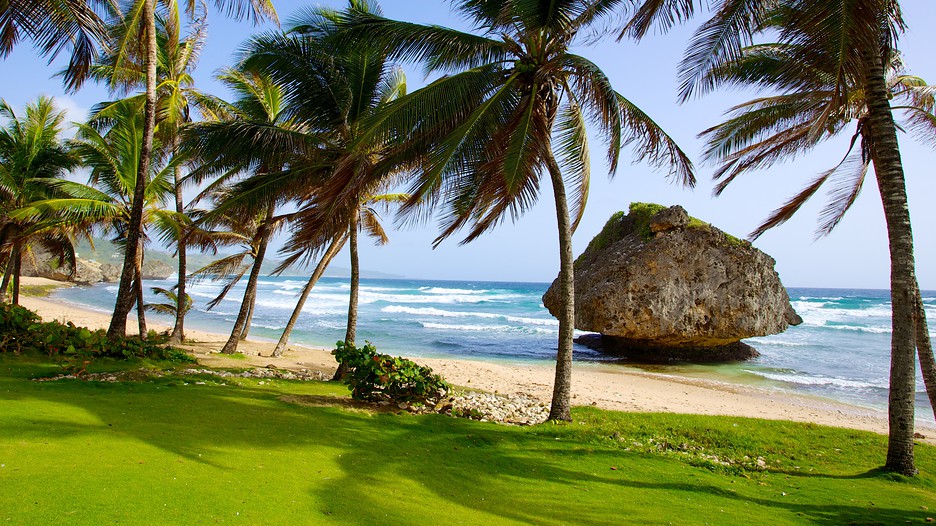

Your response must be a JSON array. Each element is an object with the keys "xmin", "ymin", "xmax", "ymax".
[{"xmin": 543, "ymin": 203, "xmax": 801, "ymax": 362}]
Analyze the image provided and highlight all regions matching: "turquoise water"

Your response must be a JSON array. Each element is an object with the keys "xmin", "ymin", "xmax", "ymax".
[{"xmin": 52, "ymin": 277, "xmax": 936, "ymax": 414}]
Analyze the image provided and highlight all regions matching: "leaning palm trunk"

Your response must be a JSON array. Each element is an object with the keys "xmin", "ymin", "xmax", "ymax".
[
  {"xmin": 915, "ymin": 284, "xmax": 936, "ymax": 423},
  {"xmin": 135, "ymin": 243, "xmax": 147, "ymax": 338},
  {"xmin": 545, "ymin": 146, "xmax": 575, "ymax": 422},
  {"xmin": 220, "ymin": 208, "xmax": 275, "ymax": 355},
  {"xmin": 271, "ymin": 233, "xmax": 347, "ymax": 358},
  {"xmin": 0, "ymin": 254, "xmax": 12, "ymax": 303},
  {"xmin": 240, "ymin": 302, "xmax": 254, "ymax": 340},
  {"xmin": 170, "ymin": 138, "xmax": 186, "ymax": 344},
  {"xmin": 332, "ymin": 215, "xmax": 359, "ymax": 381},
  {"xmin": 135, "ymin": 269, "xmax": 147, "ymax": 338},
  {"xmin": 10, "ymin": 241, "xmax": 22, "ymax": 306},
  {"xmin": 863, "ymin": 48, "xmax": 919, "ymax": 477},
  {"xmin": 107, "ymin": 0, "xmax": 158, "ymax": 339}
]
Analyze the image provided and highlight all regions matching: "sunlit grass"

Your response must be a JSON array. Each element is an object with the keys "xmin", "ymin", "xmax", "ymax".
[{"xmin": 1, "ymin": 356, "xmax": 934, "ymax": 525}]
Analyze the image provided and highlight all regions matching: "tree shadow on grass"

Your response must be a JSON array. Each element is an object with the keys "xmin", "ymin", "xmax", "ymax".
[{"xmin": 0, "ymin": 367, "xmax": 932, "ymax": 525}]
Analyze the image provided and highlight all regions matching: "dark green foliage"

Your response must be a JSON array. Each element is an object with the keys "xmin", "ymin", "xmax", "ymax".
[
  {"xmin": 332, "ymin": 340, "xmax": 449, "ymax": 404},
  {"xmin": 0, "ymin": 304, "xmax": 194, "ymax": 372}
]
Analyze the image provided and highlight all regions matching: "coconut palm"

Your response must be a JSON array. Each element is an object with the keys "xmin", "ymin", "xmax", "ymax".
[
  {"xmin": 144, "ymin": 285, "xmax": 191, "ymax": 317},
  {"xmin": 270, "ymin": 191, "xmax": 407, "ymax": 362},
  {"xmin": 104, "ymin": 0, "xmax": 277, "ymax": 340},
  {"xmin": 88, "ymin": 8, "xmax": 209, "ymax": 343},
  {"xmin": 217, "ymin": 3, "xmax": 414, "ymax": 365},
  {"xmin": 14, "ymin": 98, "xmax": 176, "ymax": 335},
  {"xmin": 697, "ymin": 24, "xmax": 936, "ymax": 415},
  {"xmin": 0, "ymin": 97, "xmax": 81, "ymax": 304},
  {"xmin": 182, "ymin": 66, "xmax": 306, "ymax": 354},
  {"xmin": 187, "ymin": 203, "xmax": 283, "ymax": 343},
  {"xmin": 331, "ymin": 0, "xmax": 694, "ymax": 420},
  {"xmin": 630, "ymin": 0, "xmax": 922, "ymax": 475},
  {"xmin": 0, "ymin": 0, "xmax": 115, "ymax": 90}
]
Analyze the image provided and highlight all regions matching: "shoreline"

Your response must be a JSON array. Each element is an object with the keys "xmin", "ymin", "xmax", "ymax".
[{"xmin": 16, "ymin": 277, "xmax": 936, "ymax": 441}]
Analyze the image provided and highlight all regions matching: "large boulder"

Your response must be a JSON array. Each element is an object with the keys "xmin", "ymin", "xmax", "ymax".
[{"xmin": 543, "ymin": 203, "xmax": 801, "ymax": 362}]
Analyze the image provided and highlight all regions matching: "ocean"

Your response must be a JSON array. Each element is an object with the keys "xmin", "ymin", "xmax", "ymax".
[{"xmin": 51, "ymin": 276, "xmax": 936, "ymax": 418}]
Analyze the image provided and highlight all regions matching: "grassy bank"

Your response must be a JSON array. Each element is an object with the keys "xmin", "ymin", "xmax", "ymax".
[{"xmin": 1, "ymin": 356, "xmax": 934, "ymax": 525}]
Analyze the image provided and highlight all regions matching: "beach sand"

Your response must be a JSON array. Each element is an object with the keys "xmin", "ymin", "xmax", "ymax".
[{"xmin": 17, "ymin": 276, "xmax": 936, "ymax": 440}]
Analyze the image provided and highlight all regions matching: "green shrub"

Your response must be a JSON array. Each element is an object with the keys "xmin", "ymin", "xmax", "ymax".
[
  {"xmin": 0, "ymin": 303, "xmax": 194, "ymax": 372},
  {"xmin": 332, "ymin": 340, "xmax": 449, "ymax": 405}
]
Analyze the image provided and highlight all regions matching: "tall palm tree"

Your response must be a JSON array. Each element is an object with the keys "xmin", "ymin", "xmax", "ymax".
[
  {"xmin": 333, "ymin": 0, "xmax": 694, "ymax": 420},
  {"xmin": 698, "ymin": 29, "xmax": 936, "ymax": 418},
  {"xmin": 15, "ymin": 98, "xmax": 176, "ymax": 334},
  {"xmin": 0, "ymin": 97, "xmax": 80, "ymax": 304},
  {"xmin": 0, "ymin": 0, "xmax": 115, "ymax": 90},
  {"xmin": 89, "ymin": 8, "xmax": 209, "ymax": 343},
  {"xmin": 105, "ymin": 0, "xmax": 277, "ymax": 340},
  {"xmin": 612, "ymin": 0, "xmax": 925, "ymax": 474},
  {"xmin": 182, "ymin": 67, "xmax": 304, "ymax": 354},
  {"xmin": 270, "ymin": 191, "xmax": 406, "ymax": 362},
  {"xmin": 225, "ymin": 2, "xmax": 414, "ymax": 364}
]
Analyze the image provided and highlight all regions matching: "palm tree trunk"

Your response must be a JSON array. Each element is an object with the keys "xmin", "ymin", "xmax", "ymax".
[
  {"xmin": 170, "ymin": 136, "xmax": 186, "ymax": 344},
  {"xmin": 333, "ymin": 215, "xmax": 359, "ymax": 381},
  {"xmin": 914, "ymin": 284, "xmax": 936, "ymax": 423},
  {"xmin": 271, "ymin": 233, "xmax": 347, "ymax": 358},
  {"xmin": 107, "ymin": 0, "xmax": 157, "ymax": 340},
  {"xmin": 135, "ymin": 266, "xmax": 147, "ymax": 339},
  {"xmin": 220, "ymin": 204, "xmax": 275, "ymax": 354},
  {"xmin": 863, "ymin": 47, "xmax": 918, "ymax": 476},
  {"xmin": 11, "ymin": 241, "xmax": 22, "ymax": 306},
  {"xmin": 545, "ymin": 147, "xmax": 575, "ymax": 422},
  {"xmin": 0, "ymin": 252, "xmax": 13, "ymax": 303},
  {"xmin": 240, "ymin": 301, "xmax": 253, "ymax": 340}
]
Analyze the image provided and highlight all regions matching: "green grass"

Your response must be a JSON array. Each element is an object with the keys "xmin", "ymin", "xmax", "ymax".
[{"xmin": 1, "ymin": 356, "xmax": 935, "ymax": 525}]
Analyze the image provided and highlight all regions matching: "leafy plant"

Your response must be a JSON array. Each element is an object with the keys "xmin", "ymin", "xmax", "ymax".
[
  {"xmin": 0, "ymin": 304, "xmax": 195, "ymax": 371},
  {"xmin": 144, "ymin": 286, "xmax": 193, "ymax": 317},
  {"xmin": 332, "ymin": 340, "xmax": 448, "ymax": 405}
]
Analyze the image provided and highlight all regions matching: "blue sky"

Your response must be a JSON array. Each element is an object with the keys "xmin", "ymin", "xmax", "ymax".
[{"xmin": 2, "ymin": 0, "xmax": 935, "ymax": 288}]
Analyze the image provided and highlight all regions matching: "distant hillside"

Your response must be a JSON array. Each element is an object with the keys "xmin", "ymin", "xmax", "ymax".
[{"xmin": 74, "ymin": 239, "xmax": 404, "ymax": 280}]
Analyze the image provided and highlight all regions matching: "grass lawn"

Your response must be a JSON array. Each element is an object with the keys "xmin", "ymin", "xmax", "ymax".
[{"xmin": 1, "ymin": 356, "xmax": 935, "ymax": 525}]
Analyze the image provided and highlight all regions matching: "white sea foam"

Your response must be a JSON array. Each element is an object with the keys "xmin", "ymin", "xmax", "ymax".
[
  {"xmin": 746, "ymin": 370, "xmax": 886, "ymax": 390},
  {"xmin": 252, "ymin": 324, "xmax": 284, "ymax": 330},
  {"xmin": 419, "ymin": 322, "xmax": 559, "ymax": 335},
  {"xmin": 745, "ymin": 337, "xmax": 808, "ymax": 347},
  {"xmin": 382, "ymin": 305, "xmax": 558, "ymax": 326},
  {"xmin": 820, "ymin": 324, "xmax": 891, "ymax": 334},
  {"xmin": 420, "ymin": 287, "xmax": 489, "ymax": 295}
]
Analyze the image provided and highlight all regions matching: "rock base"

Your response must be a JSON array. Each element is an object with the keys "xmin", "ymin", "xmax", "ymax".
[{"xmin": 575, "ymin": 333, "xmax": 760, "ymax": 363}]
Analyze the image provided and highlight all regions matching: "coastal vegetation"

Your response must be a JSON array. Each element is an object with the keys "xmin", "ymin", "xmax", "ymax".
[
  {"xmin": 1, "ymin": 0, "xmax": 933, "ymax": 487},
  {"xmin": 2, "ymin": 353, "xmax": 936, "ymax": 524}
]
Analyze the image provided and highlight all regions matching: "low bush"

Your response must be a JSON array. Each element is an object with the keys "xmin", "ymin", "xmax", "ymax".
[
  {"xmin": 332, "ymin": 340, "xmax": 449, "ymax": 405},
  {"xmin": 0, "ymin": 303, "xmax": 194, "ymax": 372}
]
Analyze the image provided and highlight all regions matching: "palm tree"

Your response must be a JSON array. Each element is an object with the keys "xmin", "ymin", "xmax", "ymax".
[
  {"xmin": 0, "ymin": 0, "xmax": 115, "ymax": 90},
  {"xmin": 270, "ymin": 191, "xmax": 406, "ymax": 362},
  {"xmin": 332, "ymin": 192, "xmax": 407, "ymax": 378},
  {"xmin": 0, "ymin": 97, "xmax": 80, "ymax": 304},
  {"xmin": 89, "ymin": 8, "xmax": 209, "ymax": 343},
  {"xmin": 698, "ymin": 30, "xmax": 936, "ymax": 418},
  {"xmin": 333, "ymin": 0, "xmax": 694, "ymax": 420},
  {"xmin": 224, "ymin": 2, "xmax": 414, "ymax": 364},
  {"xmin": 613, "ymin": 0, "xmax": 925, "ymax": 474},
  {"xmin": 182, "ymin": 67, "xmax": 303, "ymax": 354},
  {"xmin": 144, "ymin": 285, "xmax": 191, "ymax": 318},
  {"xmin": 187, "ymin": 203, "xmax": 282, "ymax": 344},
  {"xmin": 105, "ymin": 0, "xmax": 277, "ymax": 340},
  {"xmin": 15, "ymin": 98, "xmax": 176, "ymax": 335}
]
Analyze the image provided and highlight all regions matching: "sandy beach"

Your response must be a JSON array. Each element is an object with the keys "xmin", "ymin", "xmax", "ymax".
[{"xmin": 17, "ymin": 276, "xmax": 936, "ymax": 440}]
